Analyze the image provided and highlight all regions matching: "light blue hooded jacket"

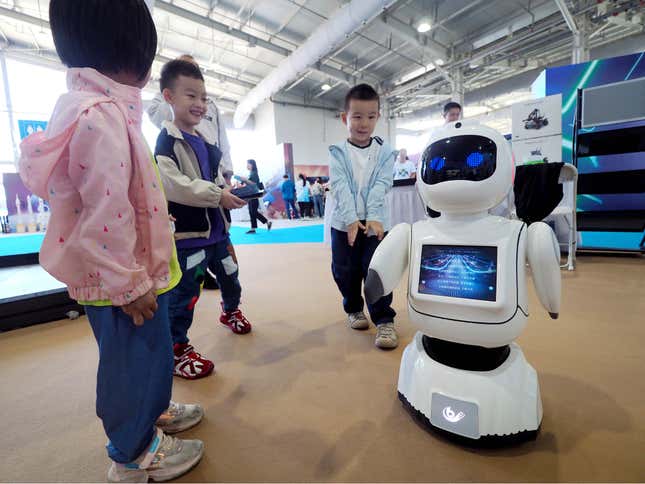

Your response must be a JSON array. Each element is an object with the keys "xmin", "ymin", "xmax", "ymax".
[{"xmin": 329, "ymin": 137, "xmax": 398, "ymax": 232}]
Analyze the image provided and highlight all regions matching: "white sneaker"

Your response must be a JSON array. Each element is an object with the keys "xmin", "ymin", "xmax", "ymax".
[
  {"xmin": 347, "ymin": 311, "xmax": 369, "ymax": 330},
  {"xmin": 375, "ymin": 322, "xmax": 398, "ymax": 349},
  {"xmin": 156, "ymin": 401, "xmax": 204, "ymax": 434},
  {"xmin": 107, "ymin": 428, "xmax": 204, "ymax": 483}
]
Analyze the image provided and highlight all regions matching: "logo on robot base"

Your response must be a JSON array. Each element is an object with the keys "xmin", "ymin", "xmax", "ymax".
[{"xmin": 442, "ymin": 406, "xmax": 466, "ymax": 423}]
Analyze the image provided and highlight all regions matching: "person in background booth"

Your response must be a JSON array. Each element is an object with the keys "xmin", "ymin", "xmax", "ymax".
[
  {"xmin": 296, "ymin": 173, "xmax": 312, "ymax": 218},
  {"xmin": 311, "ymin": 177, "xmax": 325, "ymax": 217},
  {"xmin": 393, "ymin": 148, "xmax": 417, "ymax": 180},
  {"xmin": 281, "ymin": 174, "xmax": 299, "ymax": 219},
  {"xmin": 443, "ymin": 101, "xmax": 462, "ymax": 124},
  {"xmin": 236, "ymin": 159, "xmax": 272, "ymax": 234}
]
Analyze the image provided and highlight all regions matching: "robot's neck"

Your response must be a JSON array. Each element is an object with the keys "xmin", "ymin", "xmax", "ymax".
[{"xmin": 439, "ymin": 210, "xmax": 489, "ymax": 222}]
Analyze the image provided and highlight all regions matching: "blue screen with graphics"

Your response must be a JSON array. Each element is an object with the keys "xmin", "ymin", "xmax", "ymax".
[
  {"xmin": 543, "ymin": 51, "xmax": 645, "ymax": 250},
  {"xmin": 418, "ymin": 245, "xmax": 497, "ymax": 302}
]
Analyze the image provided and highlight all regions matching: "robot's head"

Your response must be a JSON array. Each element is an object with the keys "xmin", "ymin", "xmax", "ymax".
[{"xmin": 417, "ymin": 121, "xmax": 513, "ymax": 213}]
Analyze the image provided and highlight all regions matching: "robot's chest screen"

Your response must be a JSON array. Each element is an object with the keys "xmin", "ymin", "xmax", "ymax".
[{"xmin": 418, "ymin": 245, "xmax": 497, "ymax": 302}]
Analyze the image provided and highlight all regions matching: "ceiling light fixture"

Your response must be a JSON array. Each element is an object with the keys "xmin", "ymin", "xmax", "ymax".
[
  {"xmin": 416, "ymin": 18, "xmax": 431, "ymax": 33},
  {"xmin": 321, "ymin": 83, "xmax": 332, "ymax": 91}
]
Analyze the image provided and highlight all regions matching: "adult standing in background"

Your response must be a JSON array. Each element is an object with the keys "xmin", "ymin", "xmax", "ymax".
[
  {"xmin": 311, "ymin": 177, "xmax": 325, "ymax": 218},
  {"xmin": 281, "ymin": 174, "xmax": 299, "ymax": 219},
  {"xmin": 296, "ymin": 173, "xmax": 312, "ymax": 218},
  {"xmin": 442, "ymin": 101, "xmax": 462, "ymax": 124},
  {"xmin": 147, "ymin": 54, "xmax": 233, "ymax": 289},
  {"xmin": 236, "ymin": 159, "xmax": 272, "ymax": 234}
]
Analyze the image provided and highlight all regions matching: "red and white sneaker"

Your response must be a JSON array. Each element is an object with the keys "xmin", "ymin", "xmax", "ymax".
[
  {"xmin": 173, "ymin": 343, "xmax": 215, "ymax": 380},
  {"xmin": 219, "ymin": 304, "xmax": 252, "ymax": 335}
]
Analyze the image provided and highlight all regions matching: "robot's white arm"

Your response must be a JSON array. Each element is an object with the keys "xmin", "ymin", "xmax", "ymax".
[
  {"xmin": 527, "ymin": 222, "xmax": 561, "ymax": 319},
  {"xmin": 365, "ymin": 223, "xmax": 411, "ymax": 304}
]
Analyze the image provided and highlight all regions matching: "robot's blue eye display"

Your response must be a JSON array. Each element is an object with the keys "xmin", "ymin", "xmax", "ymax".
[
  {"xmin": 420, "ymin": 135, "xmax": 497, "ymax": 185},
  {"xmin": 466, "ymin": 152, "xmax": 484, "ymax": 168},
  {"xmin": 430, "ymin": 157, "xmax": 445, "ymax": 170}
]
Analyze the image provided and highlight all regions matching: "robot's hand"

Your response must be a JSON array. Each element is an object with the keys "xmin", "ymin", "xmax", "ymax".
[
  {"xmin": 527, "ymin": 222, "xmax": 561, "ymax": 319},
  {"xmin": 365, "ymin": 223, "xmax": 411, "ymax": 304}
]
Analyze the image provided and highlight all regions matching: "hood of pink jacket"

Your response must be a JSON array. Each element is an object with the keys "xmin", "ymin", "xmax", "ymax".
[{"xmin": 20, "ymin": 68, "xmax": 142, "ymax": 199}]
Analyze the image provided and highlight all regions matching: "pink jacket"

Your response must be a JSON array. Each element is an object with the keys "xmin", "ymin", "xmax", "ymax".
[{"xmin": 19, "ymin": 68, "xmax": 176, "ymax": 306}]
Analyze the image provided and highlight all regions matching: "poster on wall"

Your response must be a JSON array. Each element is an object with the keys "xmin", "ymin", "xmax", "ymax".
[
  {"xmin": 511, "ymin": 135, "xmax": 562, "ymax": 165},
  {"xmin": 18, "ymin": 120, "xmax": 48, "ymax": 140},
  {"xmin": 511, "ymin": 94, "xmax": 562, "ymax": 141}
]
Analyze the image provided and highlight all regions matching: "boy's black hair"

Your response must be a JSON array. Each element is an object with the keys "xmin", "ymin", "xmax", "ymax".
[
  {"xmin": 160, "ymin": 60, "xmax": 204, "ymax": 92},
  {"xmin": 283, "ymin": 174, "xmax": 289, "ymax": 179},
  {"xmin": 344, "ymin": 83, "xmax": 380, "ymax": 112},
  {"xmin": 443, "ymin": 101, "xmax": 462, "ymax": 115},
  {"xmin": 49, "ymin": 0, "xmax": 157, "ymax": 82}
]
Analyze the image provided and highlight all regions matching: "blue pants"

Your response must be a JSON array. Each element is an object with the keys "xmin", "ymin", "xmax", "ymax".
[
  {"xmin": 85, "ymin": 294, "xmax": 173, "ymax": 463},
  {"xmin": 331, "ymin": 227, "xmax": 396, "ymax": 325},
  {"xmin": 284, "ymin": 198, "xmax": 299, "ymax": 219},
  {"xmin": 170, "ymin": 239, "xmax": 241, "ymax": 345},
  {"xmin": 313, "ymin": 195, "xmax": 324, "ymax": 217}
]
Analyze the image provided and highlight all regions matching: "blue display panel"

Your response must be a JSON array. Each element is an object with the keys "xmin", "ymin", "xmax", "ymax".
[
  {"xmin": 418, "ymin": 245, "xmax": 497, "ymax": 302},
  {"xmin": 545, "ymin": 52, "xmax": 645, "ymax": 250}
]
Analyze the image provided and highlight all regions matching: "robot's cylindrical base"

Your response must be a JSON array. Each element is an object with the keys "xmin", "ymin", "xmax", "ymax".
[
  {"xmin": 398, "ymin": 392, "xmax": 539, "ymax": 447},
  {"xmin": 398, "ymin": 332, "xmax": 542, "ymax": 443}
]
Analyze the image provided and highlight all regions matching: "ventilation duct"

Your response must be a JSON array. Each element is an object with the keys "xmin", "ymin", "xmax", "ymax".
[{"xmin": 233, "ymin": 0, "xmax": 396, "ymax": 128}]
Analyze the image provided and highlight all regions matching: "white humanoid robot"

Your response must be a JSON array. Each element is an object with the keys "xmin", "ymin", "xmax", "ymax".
[{"xmin": 365, "ymin": 121, "xmax": 561, "ymax": 442}]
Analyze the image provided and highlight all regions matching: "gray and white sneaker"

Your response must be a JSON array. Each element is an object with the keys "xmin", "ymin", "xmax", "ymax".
[
  {"xmin": 107, "ymin": 428, "xmax": 204, "ymax": 483},
  {"xmin": 156, "ymin": 401, "xmax": 204, "ymax": 434},
  {"xmin": 347, "ymin": 311, "xmax": 369, "ymax": 330},
  {"xmin": 375, "ymin": 322, "xmax": 398, "ymax": 349}
]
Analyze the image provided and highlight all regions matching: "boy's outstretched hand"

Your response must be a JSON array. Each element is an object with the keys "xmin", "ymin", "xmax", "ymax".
[
  {"xmin": 220, "ymin": 188, "xmax": 246, "ymax": 209},
  {"xmin": 122, "ymin": 289, "xmax": 158, "ymax": 326},
  {"xmin": 347, "ymin": 220, "xmax": 366, "ymax": 247},
  {"xmin": 365, "ymin": 220, "xmax": 385, "ymax": 240}
]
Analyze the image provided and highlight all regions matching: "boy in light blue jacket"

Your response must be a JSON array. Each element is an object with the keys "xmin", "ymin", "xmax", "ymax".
[{"xmin": 329, "ymin": 84, "xmax": 399, "ymax": 349}]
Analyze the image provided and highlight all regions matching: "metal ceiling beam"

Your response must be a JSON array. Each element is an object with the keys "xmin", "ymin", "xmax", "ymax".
[
  {"xmin": 0, "ymin": 22, "xmax": 240, "ymax": 110},
  {"xmin": 155, "ymin": 1, "xmax": 290, "ymax": 56},
  {"xmin": 553, "ymin": 0, "xmax": 579, "ymax": 34},
  {"xmin": 385, "ymin": 10, "xmax": 566, "ymax": 98},
  {"xmin": 279, "ymin": 0, "xmax": 426, "ymax": 79},
  {"xmin": 233, "ymin": 0, "xmax": 396, "ymax": 127},
  {"xmin": 0, "ymin": 5, "xmax": 48, "ymax": 30},
  {"xmin": 155, "ymin": 0, "xmax": 358, "ymax": 86},
  {"xmin": 378, "ymin": 13, "xmax": 448, "ymax": 60},
  {"xmin": 0, "ymin": 41, "xmax": 240, "ymax": 111},
  {"xmin": 0, "ymin": 5, "xmax": 255, "ymax": 93},
  {"xmin": 433, "ymin": 0, "xmax": 487, "ymax": 33},
  {"xmin": 464, "ymin": 1, "xmax": 561, "ymax": 51},
  {"xmin": 155, "ymin": 53, "xmax": 255, "ymax": 90},
  {"xmin": 393, "ymin": 20, "xmax": 644, "ymax": 121},
  {"xmin": 269, "ymin": 0, "xmax": 308, "ymax": 41}
]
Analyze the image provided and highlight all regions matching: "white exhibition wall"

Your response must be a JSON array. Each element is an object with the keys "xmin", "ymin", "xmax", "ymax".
[{"xmin": 273, "ymin": 102, "xmax": 396, "ymax": 166}]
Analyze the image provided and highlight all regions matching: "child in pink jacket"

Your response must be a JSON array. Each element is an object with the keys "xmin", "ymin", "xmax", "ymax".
[{"xmin": 19, "ymin": 1, "xmax": 205, "ymax": 482}]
